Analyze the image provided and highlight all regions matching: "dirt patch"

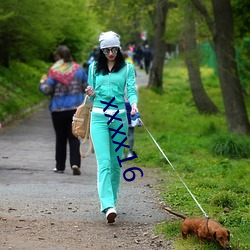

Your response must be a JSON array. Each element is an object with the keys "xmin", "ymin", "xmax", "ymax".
[{"xmin": 0, "ymin": 215, "xmax": 174, "ymax": 250}]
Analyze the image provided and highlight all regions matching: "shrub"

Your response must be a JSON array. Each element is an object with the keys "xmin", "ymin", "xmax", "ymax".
[
  {"xmin": 210, "ymin": 135, "xmax": 250, "ymax": 158},
  {"xmin": 210, "ymin": 191, "xmax": 237, "ymax": 209}
]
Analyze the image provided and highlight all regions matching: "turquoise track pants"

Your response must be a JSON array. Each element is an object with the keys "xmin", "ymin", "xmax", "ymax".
[{"xmin": 90, "ymin": 110, "xmax": 128, "ymax": 212}]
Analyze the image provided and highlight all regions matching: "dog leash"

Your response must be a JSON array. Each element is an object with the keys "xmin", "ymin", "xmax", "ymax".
[{"xmin": 139, "ymin": 118, "xmax": 209, "ymax": 218}]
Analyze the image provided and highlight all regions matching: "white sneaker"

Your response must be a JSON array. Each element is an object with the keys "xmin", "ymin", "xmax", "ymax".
[
  {"xmin": 127, "ymin": 151, "xmax": 133, "ymax": 158},
  {"xmin": 105, "ymin": 207, "xmax": 117, "ymax": 223},
  {"xmin": 53, "ymin": 168, "xmax": 64, "ymax": 173},
  {"xmin": 72, "ymin": 165, "xmax": 81, "ymax": 175}
]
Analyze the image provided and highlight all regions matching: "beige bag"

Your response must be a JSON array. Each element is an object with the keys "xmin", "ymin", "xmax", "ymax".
[{"xmin": 72, "ymin": 95, "xmax": 93, "ymax": 158}]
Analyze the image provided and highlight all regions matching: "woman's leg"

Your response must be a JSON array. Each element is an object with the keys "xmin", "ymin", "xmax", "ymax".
[
  {"xmin": 91, "ymin": 111, "xmax": 128, "ymax": 212},
  {"xmin": 91, "ymin": 112, "xmax": 113, "ymax": 212},
  {"xmin": 109, "ymin": 113, "xmax": 128, "ymax": 204},
  {"xmin": 51, "ymin": 111, "xmax": 67, "ymax": 171},
  {"xmin": 66, "ymin": 110, "xmax": 81, "ymax": 168}
]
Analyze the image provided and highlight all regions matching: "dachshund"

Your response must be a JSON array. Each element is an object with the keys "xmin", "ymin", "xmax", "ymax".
[{"xmin": 162, "ymin": 206, "xmax": 231, "ymax": 249}]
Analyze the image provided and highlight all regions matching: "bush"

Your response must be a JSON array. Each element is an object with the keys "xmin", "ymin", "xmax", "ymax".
[
  {"xmin": 210, "ymin": 135, "xmax": 250, "ymax": 159},
  {"xmin": 0, "ymin": 60, "xmax": 49, "ymax": 123},
  {"xmin": 210, "ymin": 191, "xmax": 237, "ymax": 209}
]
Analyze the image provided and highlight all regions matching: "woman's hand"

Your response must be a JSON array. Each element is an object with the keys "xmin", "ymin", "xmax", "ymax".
[
  {"xmin": 131, "ymin": 103, "xmax": 138, "ymax": 116},
  {"xmin": 85, "ymin": 86, "xmax": 95, "ymax": 97}
]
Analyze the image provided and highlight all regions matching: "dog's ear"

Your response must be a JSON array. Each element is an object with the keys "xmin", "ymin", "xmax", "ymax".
[
  {"xmin": 227, "ymin": 230, "xmax": 230, "ymax": 240},
  {"xmin": 213, "ymin": 231, "xmax": 217, "ymax": 240}
]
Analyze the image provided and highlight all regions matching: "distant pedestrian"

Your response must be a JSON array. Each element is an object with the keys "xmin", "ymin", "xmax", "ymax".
[
  {"xmin": 143, "ymin": 44, "xmax": 152, "ymax": 74},
  {"xmin": 87, "ymin": 46, "xmax": 99, "ymax": 70},
  {"xmin": 134, "ymin": 45, "xmax": 144, "ymax": 69},
  {"xmin": 39, "ymin": 45, "xmax": 88, "ymax": 175}
]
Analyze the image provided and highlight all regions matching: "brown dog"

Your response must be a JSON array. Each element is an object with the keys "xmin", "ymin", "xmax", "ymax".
[{"xmin": 162, "ymin": 207, "xmax": 231, "ymax": 249}]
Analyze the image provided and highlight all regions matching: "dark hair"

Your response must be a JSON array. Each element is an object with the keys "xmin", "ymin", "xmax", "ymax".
[
  {"xmin": 95, "ymin": 48, "xmax": 126, "ymax": 75},
  {"xmin": 54, "ymin": 45, "xmax": 73, "ymax": 63}
]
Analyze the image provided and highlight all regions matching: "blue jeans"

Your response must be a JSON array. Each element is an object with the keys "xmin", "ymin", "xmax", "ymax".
[{"xmin": 90, "ymin": 110, "xmax": 128, "ymax": 212}]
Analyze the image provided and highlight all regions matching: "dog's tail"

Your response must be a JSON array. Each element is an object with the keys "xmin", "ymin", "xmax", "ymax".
[{"xmin": 162, "ymin": 206, "xmax": 187, "ymax": 220}]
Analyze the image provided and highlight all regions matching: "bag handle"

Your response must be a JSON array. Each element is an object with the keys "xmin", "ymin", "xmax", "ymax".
[
  {"xmin": 79, "ymin": 113, "xmax": 94, "ymax": 158},
  {"xmin": 79, "ymin": 96, "xmax": 94, "ymax": 158},
  {"xmin": 83, "ymin": 94, "xmax": 88, "ymax": 105},
  {"xmin": 79, "ymin": 137, "xmax": 94, "ymax": 158}
]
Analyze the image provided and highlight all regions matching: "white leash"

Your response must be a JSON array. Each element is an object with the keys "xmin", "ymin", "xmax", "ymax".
[{"xmin": 139, "ymin": 118, "xmax": 209, "ymax": 218}]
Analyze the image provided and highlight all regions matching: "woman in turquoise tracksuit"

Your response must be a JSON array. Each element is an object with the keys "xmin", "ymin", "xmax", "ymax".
[{"xmin": 86, "ymin": 31, "xmax": 138, "ymax": 223}]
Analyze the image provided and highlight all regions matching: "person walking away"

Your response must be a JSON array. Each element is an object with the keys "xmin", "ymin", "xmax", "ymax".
[
  {"xmin": 85, "ymin": 31, "xmax": 138, "ymax": 223},
  {"xmin": 143, "ymin": 44, "xmax": 152, "ymax": 74},
  {"xmin": 39, "ymin": 45, "xmax": 88, "ymax": 175},
  {"xmin": 134, "ymin": 44, "xmax": 144, "ymax": 69}
]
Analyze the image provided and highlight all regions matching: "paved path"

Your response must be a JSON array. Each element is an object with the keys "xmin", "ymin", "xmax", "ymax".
[
  {"xmin": 0, "ymin": 106, "xmax": 164, "ymax": 223},
  {"xmin": 135, "ymin": 68, "xmax": 149, "ymax": 88},
  {"xmin": 0, "ymin": 70, "xmax": 173, "ymax": 249}
]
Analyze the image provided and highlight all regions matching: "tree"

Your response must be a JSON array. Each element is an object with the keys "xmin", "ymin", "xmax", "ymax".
[
  {"xmin": 191, "ymin": 0, "xmax": 250, "ymax": 134},
  {"xmin": 0, "ymin": 0, "xmax": 98, "ymax": 66},
  {"xmin": 184, "ymin": 1, "xmax": 218, "ymax": 114},
  {"xmin": 148, "ymin": 0, "xmax": 177, "ymax": 89},
  {"xmin": 91, "ymin": 0, "xmax": 155, "ymax": 48}
]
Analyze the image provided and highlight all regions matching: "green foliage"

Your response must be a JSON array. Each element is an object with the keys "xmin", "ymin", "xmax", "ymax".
[
  {"xmin": 210, "ymin": 135, "xmax": 250, "ymax": 159},
  {"xmin": 165, "ymin": 0, "xmax": 213, "ymax": 45},
  {"xmin": 0, "ymin": 60, "xmax": 49, "ymax": 122},
  {"xmin": 210, "ymin": 191, "xmax": 238, "ymax": 209},
  {"xmin": 92, "ymin": 0, "xmax": 156, "ymax": 45},
  {"xmin": 236, "ymin": 37, "xmax": 250, "ymax": 95},
  {"xmin": 0, "ymin": 0, "xmax": 100, "ymax": 66},
  {"xmin": 232, "ymin": 0, "xmax": 250, "ymax": 39},
  {"xmin": 165, "ymin": 2, "xmax": 184, "ymax": 44},
  {"xmin": 133, "ymin": 58, "xmax": 250, "ymax": 249},
  {"xmin": 154, "ymin": 221, "xmax": 181, "ymax": 240}
]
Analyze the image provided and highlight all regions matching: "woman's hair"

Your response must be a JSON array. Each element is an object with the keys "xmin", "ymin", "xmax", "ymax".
[
  {"xmin": 54, "ymin": 45, "xmax": 73, "ymax": 63},
  {"xmin": 95, "ymin": 48, "xmax": 126, "ymax": 75}
]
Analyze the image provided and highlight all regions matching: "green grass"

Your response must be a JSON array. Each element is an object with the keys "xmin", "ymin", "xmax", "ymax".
[
  {"xmin": 0, "ymin": 60, "xmax": 50, "ymax": 123},
  {"xmin": 133, "ymin": 59, "xmax": 250, "ymax": 250}
]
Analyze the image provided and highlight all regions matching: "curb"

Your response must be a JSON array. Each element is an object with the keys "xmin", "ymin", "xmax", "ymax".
[{"xmin": 0, "ymin": 99, "xmax": 48, "ymax": 129}]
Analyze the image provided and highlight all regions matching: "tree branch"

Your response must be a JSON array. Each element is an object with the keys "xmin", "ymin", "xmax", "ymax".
[{"xmin": 190, "ymin": 0, "xmax": 216, "ymax": 37}]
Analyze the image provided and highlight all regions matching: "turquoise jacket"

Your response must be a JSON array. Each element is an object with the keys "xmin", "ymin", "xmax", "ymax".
[{"xmin": 87, "ymin": 62, "xmax": 138, "ymax": 110}]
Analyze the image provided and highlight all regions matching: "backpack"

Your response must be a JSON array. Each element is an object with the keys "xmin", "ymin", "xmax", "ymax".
[{"xmin": 72, "ymin": 95, "xmax": 93, "ymax": 158}]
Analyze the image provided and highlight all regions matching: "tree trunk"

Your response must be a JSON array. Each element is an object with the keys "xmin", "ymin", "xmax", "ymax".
[
  {"xmin": 184, "ymin": 4, "xmax": 218, "ymax": 114},
  {"xmin": 212, "ymin": 0, "xmax": 250, "ymax": 134},
  {"xmin": 147, "ymin": 0, "xmax": 169, "ymax": 89},
  {"xmin": 191, "ymin": 0, "xmax": 250, "ymax": 134}
]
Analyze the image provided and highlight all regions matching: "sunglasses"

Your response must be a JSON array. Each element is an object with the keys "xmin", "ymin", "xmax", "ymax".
[{"xmin": 102, "ymin": 47, "xmax": 119, "ymax": 55}]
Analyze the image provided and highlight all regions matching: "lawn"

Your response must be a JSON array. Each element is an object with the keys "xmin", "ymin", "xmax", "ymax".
[{"xmin": 132, "ymin": 58, "xmax": 250, "ymax": 250}]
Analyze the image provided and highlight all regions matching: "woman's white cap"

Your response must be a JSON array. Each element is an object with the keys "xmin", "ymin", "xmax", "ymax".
[{"xmin": 99, "ymin": 31, "xmax": 121, "ymax": 49}]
